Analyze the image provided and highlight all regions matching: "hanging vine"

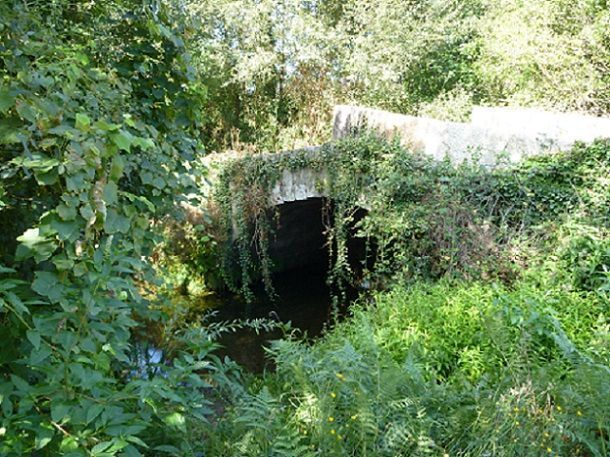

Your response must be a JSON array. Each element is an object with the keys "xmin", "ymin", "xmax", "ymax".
[
  {"xmin": 208, "ymin": 132, "xmax": 595, "ymax": 301},
  {"xmin": 211, "ymin": 133, "xmax": 393, "ymax": 301}
]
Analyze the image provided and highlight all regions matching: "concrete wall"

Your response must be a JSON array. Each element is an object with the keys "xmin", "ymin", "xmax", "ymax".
[
  {"xmin": 209, "ymin": 104, "xmax": 610, "ymax": 209},
  {"xmin": 333, "ymin": 105, "xmax": 610, "ymax": 167},
  {"xmin": 270, "ymin": 162, "xmax": 328, "ymax": 205},
  {"xmin": 471, "ymin": 106, "xmax": 610, "ymax": 146}
]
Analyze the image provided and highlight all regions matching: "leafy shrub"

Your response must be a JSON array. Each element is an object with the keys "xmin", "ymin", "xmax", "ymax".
[
  {"xmin": 558, "ymin": 224, "xmax": 610, "ymax": 296},
  {"xmin": 0, "ymin": 2, "xmax": 227, "ymax": 455},
  {"xmin": 202, "ymin": 136, "xmax": 609, "ymax": 457}
]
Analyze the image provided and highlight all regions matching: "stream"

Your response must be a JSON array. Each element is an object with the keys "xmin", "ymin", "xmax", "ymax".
[{"xmin": 208, "ymin": 262, "xmax": 358, "ymax": 372}]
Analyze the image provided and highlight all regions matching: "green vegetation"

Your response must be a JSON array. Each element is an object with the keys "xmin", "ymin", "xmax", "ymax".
[
  {"xmin": 201, "ymin": 137, "xmax": 609, "ymax": 456},
  {"xmin": 0, "ymin": 2, "xmax": 220, "ymax": 455},
  {"xmin": 208, "ymin": 280, "xmax": 607, "ymax": 456},
  {"xmin": 1, "ymin": 1, "xmax": 609, "ymax": 456},
  {"xmin": 184, "ymin": 0, "xmax": 610, "ymax": 150}
]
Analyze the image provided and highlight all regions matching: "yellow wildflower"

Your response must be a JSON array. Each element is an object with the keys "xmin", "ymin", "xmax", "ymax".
[
  {"xmin": 577, "ymin": 410, "xmax": 583, "ymax": 417},
  {"xmin": 330, "ymin": 392, "xmax": 336, "ymax": 398},
  {"xmin": 330, "ymin": 429, "xmax": 336, "ymax": 435},
  {"xmin": 328, "ymin": 416, "xmax": 334, "ymax": 422}
]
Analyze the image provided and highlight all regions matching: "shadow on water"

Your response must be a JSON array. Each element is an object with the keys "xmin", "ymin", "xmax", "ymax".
[
  {"xmin": 210, "ymin": 263, "xmax": 351, "ymax": 373},
  {"xmin": 201, "ymin": 197, "xmax": 372, "ymax": 373}
]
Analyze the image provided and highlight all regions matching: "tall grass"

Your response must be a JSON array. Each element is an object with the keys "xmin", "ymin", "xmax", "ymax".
[{"xmin": 205, "ymin": 276, "xmax": 608, "ymax": 456}]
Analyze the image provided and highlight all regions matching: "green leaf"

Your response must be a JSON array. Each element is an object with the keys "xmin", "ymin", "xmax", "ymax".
[
  {"xmin": 0, "ymin": 116, "xmax": 22, "ymax": 144},
  {"xmin": 30, "ymin": 346, "xmax": 52, "ymax": 364},
  {"xmin": 16, "ymin": 102, "xmax": 36, "ymax": 122},
  {"xmin": 34, "ymin": 427, "xmax": 54, "ymax": 450},
  {"xmin": 140, "ymin": 171, "xmax": 153, "ymax": 185},
  {"xmin": 91, "ymin": 441, "xmax": 112, "ymax": 454},
  {"xmin": 132, "ymin": 137, "xmax": 155, "ymax": 151},
  {"xmin": 51, "ymin": 402, "xmax": 70, "ymax": 423},
  {"xmin": 152, "ymin": 176, "xmax": 166, "ymax": 190},
  {"xmin": 53, "ymin": 255, "xmax": 74, "ymax": 271},
  {"xmin": 17, "ymin": 228, "xmax": 45, "ymax": 247},
  {"xmin": 120, "ymin": 192, "xmax": 155, "ymax": 212},
  {"xmin": 123, "ymin": 114, "xmax": 136, "ymax": 127},
  {"xmin": 103, "ymin": 182, "xmax": 118, "ymax": 205},
  {"xmin": 51, "ymin": 218, "xmax": 80, "ymax": 241},
  {"xmin": 93, "ymin": 119, "xmax": 120, "ymax": 132},
  {"xmin": 75, "ymin": 113, "xmax": 91, "ymax": 131},
  {"xmin": 57, "ymin": 204, "xmax": 77, "ymax": 221},
  {"xmin": 104, "ymin": 209, "xmax": 130, "ymax": 234},
  {"xmin": 13, "ymin": 155, "xmax": 60, "ymax": 172},
  {"xmin": 16, "ymin": 228, "xmax": 57, "ymax": 261},
  {"xmin": 10, "ymin": 374, "xmax": 30, "ymax": 393},
  {"xmin": 26, "ymin": 329, "xmax": 41, "ymax": 350},
  {"xmin": 15, "ymin": 239, "xmax": 57, "ymax": 262},
  {"xmin": 66, "ymin": 172, "xmax": 88, "ymax": 192},
  {"xmin": 0, "ymin": 86, "xmax": 16, "ymax": 113},
  {"xmin": 79, "ymin": 204, "xmax": 95, "ymax": 223},
  {"xmin": 109, "ymin": 155, "xmax": 125, "ymax": 181},
  {"xmin": 153, "ymin": 445, "xmax": 181, "ymax": 453},
  {"xmin": 85, "ymin": 404, "xmax": 104, "ymax": 425},
  {"xmin": 110, "ymin": 130, "xmax": 134, "ymax": 152},
  {"xmin": 75, "ymin": 53, "xmax": 89, "ymax": 65},
  {"xmin": 5, "ymin": 291, "xmax": 29, "ymax": 316},
  {"xmin": 162, "ymin": 412, "xmax": 186, "ymax": 432},
  {"xmin": 32, "ymin": 271, "xmax": 63, "ymax": 303},
  {"xmin": 107, "ymin": 439, "xmax": 129, "ymax": 454},
  {"xmin": 125, "ymin": 436, "xmax": 148, "ymax": 449}
]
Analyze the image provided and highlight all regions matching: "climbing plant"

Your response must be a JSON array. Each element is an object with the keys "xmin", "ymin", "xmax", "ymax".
[
  {"xmin": 202, "ymin": 138, "xmax": 610, "ymax": 457},
  {"xmin": 209, "ymin": 134, "xmax": 610, "ymax": 299},
  {"xmin": 212, "ymin": 135, "xmax": 389, "ymax": 300}
]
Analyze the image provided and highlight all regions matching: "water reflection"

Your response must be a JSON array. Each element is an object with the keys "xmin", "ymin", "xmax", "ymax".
[{"xmin": 209, "ymin": 263, "xmax": 337, "ymax": 372}]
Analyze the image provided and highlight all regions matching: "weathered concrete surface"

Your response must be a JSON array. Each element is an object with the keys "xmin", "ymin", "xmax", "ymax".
[
  {"xmin": 333, "ymin": 105, "xmax": 610, "ymax": 166},
  {"xmin": 199, "ymin": 147, "xmax": 328, "ymax": 205},
  {"xmin": 265, "ymin": 147, "xmax": 331, "ymax": 205},
  {"xmin": 203, "ymin": 104, "xmax": 610, "ymax": 210},
  {"xmin": 270, "ymin": 166, "xmax": 327, "ymax": 204},
  {"xmin": 471, "ymin": 106, "xmax": 610, "ymax": 147}
]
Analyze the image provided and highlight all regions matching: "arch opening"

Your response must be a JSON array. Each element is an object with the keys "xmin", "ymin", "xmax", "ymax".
[
  {"xmin": 213, "ymin": 197, "xmax": 374, "ymax": 372},
  {"xmin": 267, "ymin": 197, "xmax": 373, "ymax": 283}
]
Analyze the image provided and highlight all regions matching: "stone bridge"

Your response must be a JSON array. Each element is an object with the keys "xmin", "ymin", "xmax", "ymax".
[
  {"xmin": 200, "ymin": 105, "xmax": 610, "ymax": 274},
  {"xmin": 205, "ymin": 104, "xmax": 610, "ymax": 205}
]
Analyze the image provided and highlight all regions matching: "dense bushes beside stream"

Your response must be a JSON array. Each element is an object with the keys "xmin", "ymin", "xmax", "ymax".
[{"xmin": 207, "ymin": 279, "xmax": 608, "ymax": 456}]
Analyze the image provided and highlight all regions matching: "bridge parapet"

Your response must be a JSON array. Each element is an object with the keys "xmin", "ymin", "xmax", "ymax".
[{"xmin": 333, "ymin": 105, "xmax": 610, "ymax": 166}]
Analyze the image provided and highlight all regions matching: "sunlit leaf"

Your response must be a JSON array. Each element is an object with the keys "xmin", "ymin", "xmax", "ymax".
[{"xmin": 75, "ymin": 113, "xmax": 91, "ymax": 131}]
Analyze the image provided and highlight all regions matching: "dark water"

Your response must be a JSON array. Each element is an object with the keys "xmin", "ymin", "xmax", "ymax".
[
  {"xmin": 209, "ymin": 263, "xmax": 354, "ymax": 372},
  {"xmin": 201, "ymin": 198, "xmax": 372, "ymax": 372}
]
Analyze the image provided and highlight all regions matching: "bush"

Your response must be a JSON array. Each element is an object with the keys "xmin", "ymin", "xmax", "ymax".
[
  {"xmin": 0, "ymin": 2, "xmax": 225, "ymax": 455},
  {"xmin": 203, "ymin": 138, "xmax": 609, "ymax": 456}
]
